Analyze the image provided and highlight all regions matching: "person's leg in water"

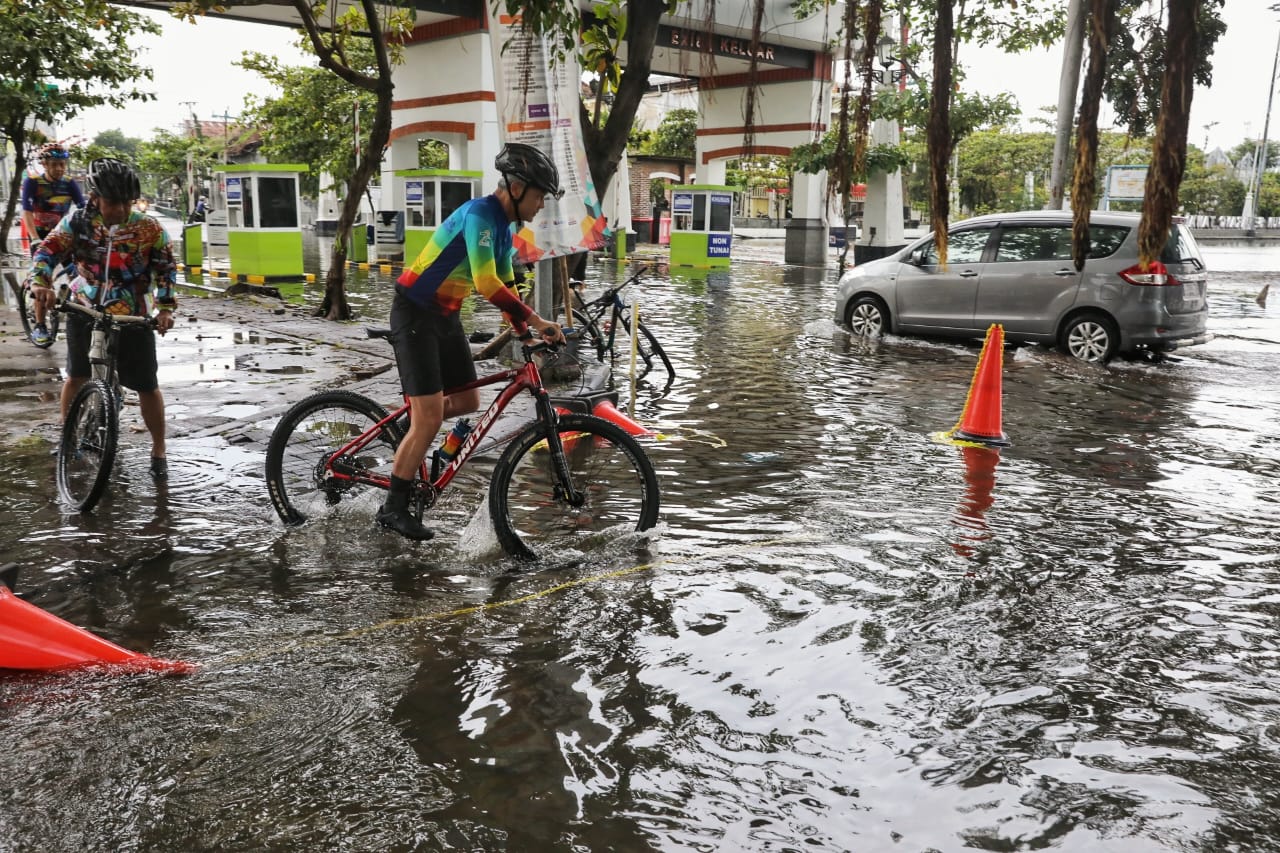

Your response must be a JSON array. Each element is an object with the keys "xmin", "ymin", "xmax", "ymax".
[{"xmin": 378, "ymin": 387, "xmax": 479, "ymax": 540}]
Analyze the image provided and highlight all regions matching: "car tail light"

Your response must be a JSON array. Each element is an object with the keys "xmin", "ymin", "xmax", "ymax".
[{"xmin": 1119, "ymin": 261, "xmax": 1181, "ymax": 286}]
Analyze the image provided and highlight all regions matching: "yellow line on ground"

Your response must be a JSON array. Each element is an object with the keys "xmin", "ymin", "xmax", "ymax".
[{"xmin": 213, "ymin": 561, "xmax": 660, "ymax": 668}]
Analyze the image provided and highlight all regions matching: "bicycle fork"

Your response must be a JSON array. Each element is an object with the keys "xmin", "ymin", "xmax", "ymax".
[{"xmin": 534, "ymin": 392, "xmax": 586, "ymax": 508}]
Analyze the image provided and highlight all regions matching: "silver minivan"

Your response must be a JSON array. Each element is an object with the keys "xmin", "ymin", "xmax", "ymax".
[{"xmin": 832, "ymin": 210, "xmax": 1210, "ymax": 362}]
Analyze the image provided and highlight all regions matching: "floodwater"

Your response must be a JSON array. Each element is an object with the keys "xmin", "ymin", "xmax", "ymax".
[{"xmin": 1, "ymin": 240, "xmax": 1278, "ymax": 852}]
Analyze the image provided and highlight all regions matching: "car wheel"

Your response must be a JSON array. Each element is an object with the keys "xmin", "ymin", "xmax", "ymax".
[
  {"xmin": 1060, "ymin": 312, "xmax": 1118, "ymax": 363},
  {"xmin": 846, "ymin": 295, "xmax": 888, "ymax": 338}
]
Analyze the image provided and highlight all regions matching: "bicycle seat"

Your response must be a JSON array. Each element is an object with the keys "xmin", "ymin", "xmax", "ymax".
[{"xmin": 366, "ymin": 328, "xmax": 393, "ymax": 340}]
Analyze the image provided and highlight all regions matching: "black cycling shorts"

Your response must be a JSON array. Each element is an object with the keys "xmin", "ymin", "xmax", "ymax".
[
  {"xmin": 389, "ymin": 289, "xmax": 477, "ymax": 397},
  {"xmin": 64, "ymin": 312, "xmax": 159, "ymax": 394}
]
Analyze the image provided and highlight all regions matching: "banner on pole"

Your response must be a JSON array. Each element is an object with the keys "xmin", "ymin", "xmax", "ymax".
[{"xmin": 488, "ymin": 7, "xmax": 607, "ymax": 262}]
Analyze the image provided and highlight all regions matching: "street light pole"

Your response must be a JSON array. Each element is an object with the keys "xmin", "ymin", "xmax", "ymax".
[{"xmin": 1246, "ymin": 27, "xmax": 1280, "ymax": 236}]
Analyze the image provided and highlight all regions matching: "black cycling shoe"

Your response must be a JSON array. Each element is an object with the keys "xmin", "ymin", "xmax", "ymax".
[
  {"xmin": 376, "ymin": 505, "xmax": 434, "ymax": 541},
  {"xmin": 150, "ymin": 456, "xmax": 168, "ymax": 481}
]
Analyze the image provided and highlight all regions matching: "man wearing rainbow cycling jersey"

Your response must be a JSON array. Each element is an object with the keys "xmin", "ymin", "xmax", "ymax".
[
  {"xmin": 31, "ymin": 158, "xmax": 178, "ymax": 481},
  {"xmin": 380, "ymin": 142, "xmax": 566, "ymax": 540},
  {"xmin": 21, "ymin": 143, "xmax": 86, "ymax": 345}
]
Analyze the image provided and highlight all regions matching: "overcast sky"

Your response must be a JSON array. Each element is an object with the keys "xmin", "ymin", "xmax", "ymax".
[{"xmin": 71, "ymin": 5, "xmax": 1266, "ymax": 156}]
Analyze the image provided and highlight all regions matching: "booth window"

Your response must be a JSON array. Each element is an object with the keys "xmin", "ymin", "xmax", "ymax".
[
  {"xmin": 240, "ymin": 179, "xmax": 255, "ymax": 229},
  {"xmin": 709, "ymin": 196, "xmax": 732, "ymax": 232},
  {"xmin": 692, "ymin": 195, "xmax": 707, "ymax": 231},
  {"xmin": 258, "ymin": 177, "xmax": 298, "ymax": 228},
  {"xmin": 441, "ymin": 181, "xmax": 472, "ymax": 221},
  {"xmin": 423, "ymin": 191, "xmax": 437, "ymax": 227}
]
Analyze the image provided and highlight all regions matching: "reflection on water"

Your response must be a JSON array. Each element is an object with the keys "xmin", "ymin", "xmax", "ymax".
[{"xmin": 1, "ymin": 249, "xmax": 1279, "ymax": 850}]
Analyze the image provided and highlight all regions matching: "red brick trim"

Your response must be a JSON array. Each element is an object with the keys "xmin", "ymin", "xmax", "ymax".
[
  {"xmin": 403, "ymin": 17, "xmax": 487, "ymax": 45},
  {"xmin": 701, "ymin": 66, "xmax": 828, "ymax": 90},
  {"xmin": 393, "ymin": 91, "xmax": 496, "ymax": 111},
  {"xmin": 391, "ymin": 120, "xmax": 476, "ymax": 142},
  {"xmin": 697, "ymin": 122, "xmax": 825, "ymax": 137},
  {"xmin": 701, "ymin": 144, "xmax": 792, "ymax": 164}
]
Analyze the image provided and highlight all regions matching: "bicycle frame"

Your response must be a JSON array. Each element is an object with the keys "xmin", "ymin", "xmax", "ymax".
[{"xmin": 318, "ymin": 342, "xmax": 580, "ymax": 507}]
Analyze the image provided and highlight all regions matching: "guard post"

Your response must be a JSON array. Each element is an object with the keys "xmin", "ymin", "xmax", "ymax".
[
  {"xmin": 669, "ymin": 185, "xmax": 737, "ymax": 268},
  {"xmin": 398, "ymin": 169, "xmax": 482, "ymax": 263},
  {"xmin": 215, "ymin": 163, "xmax": 308, "ymax": 280}
]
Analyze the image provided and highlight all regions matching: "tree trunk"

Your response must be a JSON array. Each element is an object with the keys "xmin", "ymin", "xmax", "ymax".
[
  {"xmin": 1138, "ymin": 0, "xmax": 1198, "ymax": 268},
  {"xmin": 1070, "ymin": 0, "xmax": 1115, "ymax": 270},
  {"xmin": 580, "ymin": 0, "xmax": 668, "ymax": 201},
  {"xmin": 1, "ymin": 126, "xmax": 28, "ymax": 256},
  {"xmin": 927, "ymin": 0, "xmax": 955, "ymax": 265}
]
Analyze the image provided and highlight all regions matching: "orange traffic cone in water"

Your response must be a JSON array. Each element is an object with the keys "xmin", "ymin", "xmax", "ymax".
[
  {"xmin": 591, "ymin": 399, "xmax": 653, "ymax": 436},
  {"xmin": 0, "ymin": 585, "xmax": 195, "ymax": 674},
  {"xmin": 944, "ymin": 324, "xmax": 1010, "ymax": 447}
]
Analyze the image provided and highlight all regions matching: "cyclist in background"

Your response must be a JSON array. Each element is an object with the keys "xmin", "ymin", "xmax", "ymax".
[
  {"xmin": 380, "ymin": 142, "xmax": 566, "ymax": 540},
  {"xmin": 30, "ymin": 158, "xmax": 178, "ymax": 481},
  {"xmin": 21, "ymin": 142, "xmax": 86, "ymax": 345}
]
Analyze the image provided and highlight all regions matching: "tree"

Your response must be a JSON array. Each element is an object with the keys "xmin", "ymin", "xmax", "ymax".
[
  {"xmin": 0, "ymin": 0, "xmax": 158, "ymax": 252},
  {"xmin": 647, "ymin": 108, "xmax": 698, "ymax": 159},
  {"xmin": 178, "ymin": 0, "xmax": 410, "ymax": 321},
  {"xmin": 238, "ymin": 45, "xmax": 379, "ymax": 200},
  {"xmin": 134, "ymin": 129, "xmax": 221, "ymax": 216}
]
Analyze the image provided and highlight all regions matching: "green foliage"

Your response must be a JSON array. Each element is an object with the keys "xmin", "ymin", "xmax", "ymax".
[
  {"xmin": 648, "ymin": 108, "xmax": 698, "ymax": 159},
  {"xmin": 238, "ymin": 46, "xmax": 380, "ymax": 198},
  {"xmin": 1178, "ymin": 160, "xmax": 1245, "ymax": 217},
  {"xmin": 725, "ymin": 156, "xmax": 789, "ymax": 191},
  {"xmin": 581, "ymin": 0, "xmax": 627, "ymax": 113},
  {"xmin": 1103, "ymin": 0, "xmax": 1227, "ymax": 138},
  {"xmin": 92, "ymin": 130, "xmax": 141, "ymax": 159},
  {"xmin": 0, "ymin": 0, "xmax": 159, "ymax": 240},
  {"xmin": 133, "ymin": 129, "xmax": 222, "ymax": 212},
  {"xmin": 419, "ymin": 139, "xmax": 450, "ymax": 169}
]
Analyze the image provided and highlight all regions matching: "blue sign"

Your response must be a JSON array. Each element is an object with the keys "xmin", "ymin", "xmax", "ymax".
[
  {"xmin": 708, "ymin": 233, "xmax": 732, "ymax": 257},
  {"xmin": 226, "ymin": 177, "xmax": 241, "ymax": 202},
  {"xmin": 405, "ymin": 180, "xmax": 424, "ymax": 203},
  {"xmin": 672, "ymin": 192, "xmax": 694, "ymax": 213}
]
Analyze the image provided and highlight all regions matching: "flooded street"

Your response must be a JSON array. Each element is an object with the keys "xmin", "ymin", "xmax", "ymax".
[{"xmin": 1, "ymin": 241, "xmax": 1278, "ymax": 851}]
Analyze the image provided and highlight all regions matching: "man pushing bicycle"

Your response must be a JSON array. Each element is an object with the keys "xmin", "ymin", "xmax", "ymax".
[
  {"xmin": 30, "ymin": 158, "xmax": 178, "ymax": 481},
  {"xmin": 382, "ymin": 143, "xmax": 566, "ymax": 540}
]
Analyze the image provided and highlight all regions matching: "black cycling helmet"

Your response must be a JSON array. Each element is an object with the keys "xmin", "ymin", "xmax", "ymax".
[
  {"xmin": 86, "ymin": 157, "xmax": 141, "ymax": 202},
  {"xmin": 495, "ymin": 143, "xmax": 564, "ymax": 199}
]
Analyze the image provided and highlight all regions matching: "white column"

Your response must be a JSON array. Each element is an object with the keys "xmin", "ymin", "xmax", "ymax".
[{"xmin": 792, "ymin": 170, "xmax": 826, "ymax": 219}]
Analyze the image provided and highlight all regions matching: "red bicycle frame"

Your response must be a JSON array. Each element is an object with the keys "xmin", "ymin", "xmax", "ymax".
[{"xmin": 319, "ymin": 355, "xmax": 550, "ymax": 496}]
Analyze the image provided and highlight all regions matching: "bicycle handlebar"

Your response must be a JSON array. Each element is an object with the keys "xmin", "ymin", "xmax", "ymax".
[
  {"xmin": 571, "ymin": 264, "xmax": 651, "ymax": 304},
  {"xmin": 58, "ymin": 299, "xmax": 157, "ymax": 329}
]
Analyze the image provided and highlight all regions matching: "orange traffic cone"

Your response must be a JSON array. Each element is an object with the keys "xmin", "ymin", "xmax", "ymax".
[
  {"xmin": 944, "ymin": 324, "xmax": 1010, "ymax": 447},
  {"xmin": 0, "ymin": 585, "xmax": 195, "ymax": 674},
  {"xmin": 591, "ymin": 399, "xmax": 653, "ymax": 436}
]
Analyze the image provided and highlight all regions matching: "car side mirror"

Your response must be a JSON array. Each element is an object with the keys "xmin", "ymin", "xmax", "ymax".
[{"xmin": 909, "ymin": 248, "xmax": 926, "ymax": 266}]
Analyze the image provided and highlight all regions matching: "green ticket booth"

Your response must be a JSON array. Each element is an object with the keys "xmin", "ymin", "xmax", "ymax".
[
  {"xmin": 398, "ymin": 169, "xmax": 482, "ymax": 262},
  {"xmin": 669, "ymin": 185, "xmax": 738, "ymax": 268},
  {"xmin": 215, "ymin": 164, "xmax": 308, "ymax": 279}
]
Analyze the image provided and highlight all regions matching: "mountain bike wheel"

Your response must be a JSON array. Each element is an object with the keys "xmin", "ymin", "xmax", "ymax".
[
  {"xmin": 488, "ymin": 413, "xmax": 660, "ymax": 560},
  {"xmin": 265, "ymin": 390, "xmax": 403, "ymax": 526},
  {"xmin": 615, "ymin": 314, "xmax": 675, "ymax": 379},
  {"xmin": 57, "ymin": 380, "xmax": 119, "ymax": 512}
]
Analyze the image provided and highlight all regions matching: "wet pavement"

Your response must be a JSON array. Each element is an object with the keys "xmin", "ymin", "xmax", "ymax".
[{"xmin": 1, "ymin": 243, "xmax": 1278, "ymax": 852}]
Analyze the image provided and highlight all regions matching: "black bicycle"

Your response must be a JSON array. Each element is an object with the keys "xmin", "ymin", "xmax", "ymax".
[
  {"xmin": 570, "ymin": 267, "xmax": 675, "ymax": 382},
  {"xmin": 56, "ymin": 299, "xmax": 155, "ymax": 512},
  {"xmin": 6, "ymin": 269, "xmax": 70, "ymax": 349}
]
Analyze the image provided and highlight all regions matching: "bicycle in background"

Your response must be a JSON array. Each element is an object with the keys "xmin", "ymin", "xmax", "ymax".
[
  {"xmin": 265, "ymin": 327, "xmax": 661, "ymax": 561},
  {"xmin": 569, "ymin": 266, "xmax": 675, "ymax": 382},
  {"xmin": 6, "ymin": 268, "xmax": 71, "ymax": 349}
]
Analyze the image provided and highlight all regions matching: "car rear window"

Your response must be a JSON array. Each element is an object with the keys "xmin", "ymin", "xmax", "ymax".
[
  {"xmin": 1161, "ymin": 225, "xmax": 1205, "ymax": 266},
  {"xmin": 1089, "ymin": 225, "xmax": 1128, "ymax": 258}
]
